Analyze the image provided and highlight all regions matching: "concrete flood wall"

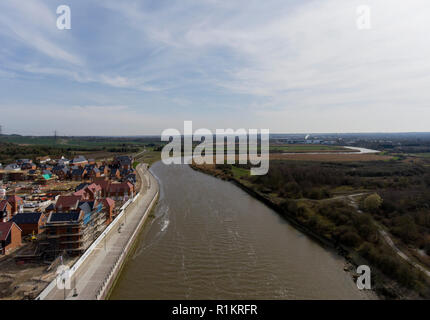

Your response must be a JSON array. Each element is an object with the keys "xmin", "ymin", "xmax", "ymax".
[{"xmin": 96, "ymin": 188, "xmax": 159, "ymax": 299}]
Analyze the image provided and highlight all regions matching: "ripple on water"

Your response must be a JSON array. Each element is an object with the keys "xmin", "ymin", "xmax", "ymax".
[{"xmin": 110, "ymin": 162, "xmax": 377, "ymax": 300}]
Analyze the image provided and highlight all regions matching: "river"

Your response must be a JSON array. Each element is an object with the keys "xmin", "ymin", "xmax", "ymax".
[{"xmin": 109, "ymin": 161, "xmax": 376, "ymax": 300}]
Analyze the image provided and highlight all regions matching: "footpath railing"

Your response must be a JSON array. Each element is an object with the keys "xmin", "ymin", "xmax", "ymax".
[{"xmin": 36, "ymin": 165, "xmax": 151, "ymax": 300}]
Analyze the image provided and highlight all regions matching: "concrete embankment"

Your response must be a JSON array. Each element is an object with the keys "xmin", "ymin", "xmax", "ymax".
[{"xmin": 37, "ymin": 164, "xmax": 159, "ymax": 300}]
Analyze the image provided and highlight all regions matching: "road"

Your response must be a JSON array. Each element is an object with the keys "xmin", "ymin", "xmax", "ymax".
[
  {"xmin": 379, "ymin": 229, "xmax": 430, "ymax": 278},
  {"xmin": 43, "ymin": 164, "xmax": 159, "ymax": 300}
]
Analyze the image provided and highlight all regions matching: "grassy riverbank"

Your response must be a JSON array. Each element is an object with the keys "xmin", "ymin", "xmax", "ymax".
[{"xmin": 190, "ymin": 160, "xmax": 430, "ymax": 300}]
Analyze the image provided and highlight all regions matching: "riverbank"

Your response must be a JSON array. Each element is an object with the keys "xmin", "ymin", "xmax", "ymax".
[
  {"xmin": 38, "ymin": 163, "xmax": 159, "ymax": 300},
  {"xmin": 190, "ymin": 163, "xmax": 426, "ymax": 300}
]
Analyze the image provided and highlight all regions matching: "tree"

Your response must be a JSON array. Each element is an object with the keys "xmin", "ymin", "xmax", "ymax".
[{"xmin": 363, "ymin": 193, "xmax": 383, "ymax": 213}]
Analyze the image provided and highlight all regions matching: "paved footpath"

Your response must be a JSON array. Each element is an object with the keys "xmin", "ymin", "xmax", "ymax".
[{"xmin": 44, "ymin": 164, "xmax": 159, "ymax": 300}]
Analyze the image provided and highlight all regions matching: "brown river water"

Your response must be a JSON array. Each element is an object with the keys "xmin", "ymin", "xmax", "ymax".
[{"xmin": 110, "ymin": 161, "xmax": 376, "ymax": 299}]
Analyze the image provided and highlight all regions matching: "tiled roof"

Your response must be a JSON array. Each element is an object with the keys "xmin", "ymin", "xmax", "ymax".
[
  {"xmin": 49, "ymin": 211, "xmax": 81, "ymax": 223},
  {"xmin": 78, "ymin": 202, "xmax": 92, "ymax": 215},
  {"xmin": 72, "ymin": 168, "xmax": 85, "ymax": 175},
  {"xmin": 0, "ymin": 222, "xmax": 20, "ymax": 241},
  {"xmin": 100, "ymin": 198, "xmax": 115, "ymax": 208},
  {"xmin": 72, "ymin": 156, "xmax": 87, "ymax": 164},
  {"xmin": 115, "ymin": 156, "xmax": 132, "ymax": 165},
  {"xmin": 87, "ymin": 183, "xmax": 101, "ymax": 192},
  {"xmin": 55, "ymin": 195, "xmax": 81, "ymax": 209},
  {"xmin": 109, "ymin": 182, "xmax": 133, "ymax": 192},
  {"xmin": 73, "ymin": 189, "xmax": 86, "ymax": 197},
  {"xmin": 11, "ymin": 212, "xmax": 42, "ymax": 224},
  {"xmin": 75, "ymin": 183, "xmax": 89, "ymax": 191}
]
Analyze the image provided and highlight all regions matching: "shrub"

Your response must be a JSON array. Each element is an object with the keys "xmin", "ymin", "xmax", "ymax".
[
  {"xmin": 363, "ymin": 193, "xmax": 383, "ymax": 213},
  {"xmin": 340, "ymin": 231, "xmax": 362, "ymax": 248}
]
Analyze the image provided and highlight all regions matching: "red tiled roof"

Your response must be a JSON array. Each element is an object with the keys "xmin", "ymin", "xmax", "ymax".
[
  {"xmin": 87, "ymin": 183, "xmax": 102, "ymax": 193},
  {"xmin": 73, "ymin": 189, "xmax": 86, "ymax": 197},
  {"xmin": 0, "ymin": 222, "xmax": 20, "ymax": 241},
  {"xmin": 92, "ymin": 178, "xmax": 110, "ymax": 191},
  {"xmin": 55, "ymin": 195, "xmax": 82, "ymax": 209},
  {"xmin": 109, "ymin": 182, "xmax": 133, "ymax": 192},
  {"xmin": 101, "ymin": 198, "xmax": 115, "ymax": 208}
]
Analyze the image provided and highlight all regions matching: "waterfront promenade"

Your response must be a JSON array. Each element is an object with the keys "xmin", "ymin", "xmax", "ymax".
[{"xmin": 42, "ymin": 164, "xmax": 159, "ymax": 300}]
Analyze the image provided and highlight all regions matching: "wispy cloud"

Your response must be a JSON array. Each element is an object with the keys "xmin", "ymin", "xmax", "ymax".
[
  {"xmin": 1, "ymin": 0, "xmax": 430, "ymax": 134},
  {"xmin": 0, "ymin": 0, "xmax": 82, "ymax": 65}
]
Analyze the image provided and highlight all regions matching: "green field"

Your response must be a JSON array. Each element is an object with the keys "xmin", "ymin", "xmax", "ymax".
[
  {"xmin": 411, "ymin": 153, "xmax": 430, "ymax": 158},
  {"xmin": 0, "ymin": 135, "xmax": 158, "ymax": 148},
  {"xmin": 0, "ymin": 135, "xmax": 164, "ymax": 164},
  {"xmin": 231, "ymin": 166, "xmax": 249, "ymax": 178}
]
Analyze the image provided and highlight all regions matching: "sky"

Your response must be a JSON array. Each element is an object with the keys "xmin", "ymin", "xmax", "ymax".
[{"xmin": 0, "ymin": 0, "xmax": 430, "ymax": 136}]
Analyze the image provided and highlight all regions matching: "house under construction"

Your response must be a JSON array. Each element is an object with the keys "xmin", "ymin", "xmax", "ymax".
[{"xmin": 40, "ymin": 201, "xmax": 106, "ymax": 257}]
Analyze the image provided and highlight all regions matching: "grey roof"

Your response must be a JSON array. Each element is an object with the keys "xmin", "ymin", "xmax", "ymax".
[
  {"xmin": 4, "ymin": 163, "xmax": 20, "ymax": 170},
  {"xmin": 116, "ymin": 156, "xmax": 132, "ymax": 165},
  {"xmin": 72, "ymin": 156, "xmax": 87, "ymax": 163},
  {"xmin": 78, "ymin": 202, "xmax": 92, "ymax": 215},
  {"xmin": 72, "ymin": 168, "xmax": 84, "ymax": 175},
  {"xmin": 49, "ymin": 211, "xmax": 81, "ymax": 223},
  {"xmin": 11, "ymin": 212, "xmax": 42, "ymax": 224},
  {"xmin": 75, "ymin": 183, "xmax": 89, "ymax": 192}
]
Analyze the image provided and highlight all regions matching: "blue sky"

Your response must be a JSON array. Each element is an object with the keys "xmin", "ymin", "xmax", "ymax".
[{"xmin": 1, "ymin": 0, "xmax": 430, "ymax": 135}]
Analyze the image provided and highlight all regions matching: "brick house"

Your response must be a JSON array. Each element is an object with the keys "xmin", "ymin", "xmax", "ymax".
[
  {"xmin": 98, "ymin": 165, "xmax": 108, "ymax": 176},
  {"xmin": 88, "ymin": 167, "xmax": 100, "ymax": 179},
  {"xmin": 92, "ymin": 177, "xmax": 111, "ymax": 197},
  {"xmin": 71, "ymin": 168, "xmax": 87, "ymax": 181},
  {"xmin": 8, "ymin": 171, "xmax": 26, "ymax": 181},
  {"xmin": 110, "ymin": 168, "xmax": 121, "ymax": 180},
  {"xmin": 7, "ymin": 196, "xmax": 24, "ymax": 214},
  {"xmin": 53, "ymin": 166, "xmax": 70, "ymax": 180},
  {"xmin": 55, "ymin": 195, "xmax": 82, "ymax": 212},
  {"xmin": 99, "ymin": 198, "xmax": 115, "ymax": 224},
  {"xmin": 21, "ymin": 162, "xmax": 36, "ymax": 170},
  {"xmin": 0, "ymin": 222, "xmax": 22, "ymax": 255},
  {"xmin": 71, "ymin": 156, "xmax": 88, "ymax": 167},
  {"xmin": 37, "ymin": 156, "xmax": 51, "ymax": 164},
  {"xmin": 107, "ymin": 182, "xmax": 134, "ymax": 201},
  {"xmin": 113, "ymin": 156, "xmax": 133, "ymax": 170},
  {"xmin": 0, "ymin": 200, "xmax": 12, "ymax": 222},
  {"xmin": 73, "ymin": 183, "xmax": 102, "ymax": 201},
  {"xmin": 11, "ymin": 212, "xmax": 47, "ymax": 236},
  {"xmin": 42, "ymin": 211, "xmax": 84, "ymax": 256},
  {"xmin": 42, "ymin": 201, "xmax": 105, "ymax": 257}
]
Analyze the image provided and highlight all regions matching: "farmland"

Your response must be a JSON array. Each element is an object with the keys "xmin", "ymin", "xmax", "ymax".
[{"xmin": 269, "ymin": 144, "xmax": 354, "ymax": 153}]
